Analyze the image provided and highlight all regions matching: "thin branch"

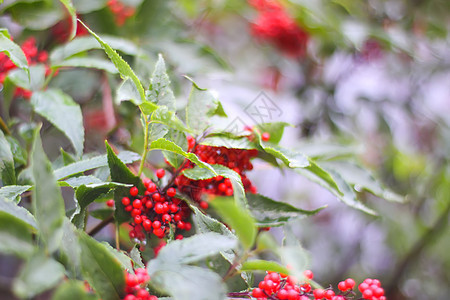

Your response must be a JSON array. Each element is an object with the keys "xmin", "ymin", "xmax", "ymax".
[{"xmin": 87, "ymin": 215, "xmax": 114, "ymax": 236}]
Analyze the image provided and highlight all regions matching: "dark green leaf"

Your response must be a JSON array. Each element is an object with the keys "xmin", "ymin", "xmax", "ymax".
[
  {"xmin": 90, "ymin": 208, "xmax": 113, "ymax": 220},
  {"xmin": 210, "ymin": 197, "xmax": 256, "ymax": 250},
  {"xmin": 80, "ymin": 21, "xmax": 146, "ymax": 104},
  {"xmin": 106, "ymin": 141, "xmax": 142, "ymax": 223},
  {"xmin": 0, "ymin": 211, "xmax": 34, "ymax": 258},
  {"xmin": 0, "ymin": 197, "xmax": 37, "ymax": 228},
  {"xmin": 31, "ymin": 128, "xmax": 65, "ymax": 253},
  {"xmin": 0, "ymin": 30, "xmax": 28, "ymax": 70},
  {"xmin": 0, "ymin": 129, "xmax": 15, "ymax": 185},
  {"xmin": 185, "ymin": 77, "xmax": 227, "ymax": 135},
  {"xmin": 13, "ymin": 251, "xmax": 65, "ymax": 299},
  {"xmin": 78, "ymin": 232, "xmax": 125, "ymax": 300},
  {"xmin": 0, "ymin": 185, "xmax": 32, "ymax": 203},
  {"xmin": 147, "ymin": 54, "xmax": 176, "ymax": 111},
  {"xmin": 247, "ymin": 193, "xmax": 326, "ymax": 227},
  {"xmin": 241, "ymin": 260, "xmax": 290, "ymax": 275},
  {"xmin": 31, "ymin": 89, "xmax": 84, "ymax": 157},
  {"xmin": 54, "ymin": 150, "xmax": 140, "ymax": 180},
  {"xmin": 52, "ymin": 280, "xmax": 99, "ymax": 300}
]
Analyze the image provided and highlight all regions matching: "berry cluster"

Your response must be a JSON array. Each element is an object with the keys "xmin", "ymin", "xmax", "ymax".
[
  {"xmin": 123, "ymin": 268, "xmax": 158, "ymax": 300},
  {"xmin": 248, "ymin": 0, "xmax": 309, "ymax": 58},
  {"xmin": 249, "ymin": 270, "xmax": 386, "ymax": 300},
  {"xmin": 51, "ymin": 16, "xmax": 89, "ymax": 43},
  {"xmin": 107, "ymin": 0, "xmax": 136, "ymax": 26},
  {"xmin": 0, "ymin": 37, "xmax": 52, "ymax": 99},
  {"xmin": 123, "ymin": 170, "xmax": 192, "ymax": 242},
  {"xmin": 174, "ymin": 136, "xmax": 259, "ymax": 204}
]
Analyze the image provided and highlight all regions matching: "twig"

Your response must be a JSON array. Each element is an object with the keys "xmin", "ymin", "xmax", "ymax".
[
  {"xmin": 87, "ymin": 215, "xmax": 114, "ymax": 236},
  {"xmin": 0, "ymin": 115, "xmax": 10, "ymax": 135}
]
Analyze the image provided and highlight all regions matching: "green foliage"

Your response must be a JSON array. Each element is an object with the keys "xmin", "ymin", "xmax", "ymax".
[
  {"xmin": 0, "ymin": 130, "xmax": 15, "ymax": 185},
  {"xmin": 0, "ymin": 30, "xmax": 28, "ymax": 71}
]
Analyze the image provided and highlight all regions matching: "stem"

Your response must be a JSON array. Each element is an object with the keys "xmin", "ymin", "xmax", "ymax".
[
  {"xmin": 87, "ymin": 215, "xmax": 114, "ymax": 236},
  {"xmin": 223, "ymin": 252, "xmax": 248, "ymax": 282},
  {"xmin": 43, "ymin": 68, "xmax": 57, "ymax": 88},
  {"xmin": 0, "ymin": 116, "xmax": 10, "ymax": 135},
  {"xmin": 386, "ymin": 199, "xmax": 450, "ymax": 297},
  {"xmin": 138, "ymin": 118, "xmax": 149, "ymax": 177},
  {"xmin": 227, "ymin": 292, "xmax": 251, "ymax": 299},
  {"xmin": 115, "ymin": 222, "xmax": 120, "ymax": 250}
]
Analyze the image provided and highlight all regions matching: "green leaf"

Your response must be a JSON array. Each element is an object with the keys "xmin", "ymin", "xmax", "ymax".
[
  {"xmin": 54, "ymin": 151, "xmax": 140, "ymax": 180},
  {"xmin": 150, "ymin": 106, "xmax": 190, "ymax": 133},
  {"xmin": 31, "ymin": 128, "xmax": 65, "ymax": 253},
  {"xmin": 106, "ymin": 141, "xmax": 142, "ymax": 223},
  {"xmin": 303, "ymin": 159, "xmax": 341, "ymax": 194},
  {"xmin": 263, "ymin": 144, "xmax": 310, "ymax": 168},
  {"xmin": 0, "ymin": 31, "xmax": 28, "ymax": 71},
  {"xmin": 163, "ymin": 129, "xmax": 187, "ymax": 169},
  {"xmin": 54, "ymin": 57, "xmax": 119, "ymax": 74},
  {"xmin": 102, "ymin": 242, "xmax": 133, "ymax": 271},
  {"xmin": 59, "ymin": 0, "xmax": 77, "ymax": 40},
  {"xmin": 60, "ymin": 218, "xmax": 81, "ymax": 278},
  {"xmin": 0, "ymin": 129, "xmax": 16, "ymax": 185},
  {"xmin": 185, "ymin": 77, "xmax": 227, "ymax": 135},
  {"xmin": 246, "ymin": 193, "xmax": 326, "ymax": 227},
  {"xmin": 200, "ymin": 135, "xmax": 256, "ymax": 150},
  {"xmin": 149, "ymin": 138, "xmax": 217, "ymax": 174},
  {"xmin": 7, "ymin": 64, "xmax": 45, "ymax": 91},
  {"xmin": 13, "ymin": 251, "xmax": 65, "ymax": 299},
  {"xmin": 0, "ymin": 211, "xmax": 34, "ymax": 258},
  {"xmin": 147, "ymin": 54, "xmax": 176, "ymax": 111},
  {"xmin": 78, "ymin": 232, "xmax": 126, "ymax": 300},
  {"xmin": 0, "ymin": 185, "xmax": 32, "ymax": 203},
  {"xmin": 61, "ymin": 175, "xmax": 103, "ymax": 187},
  {"xmin": 116, "ymin": 78, "xmax": 141, "ymax": 104},
  {"xmin": 52, "ymin": 280, "xmax": 99, "ymax": 300},
  {"xmin": 155, "ymin": 232, "xmax": 237, "ymax": 265},
  {"xmin": 72, "ymin": 0, "xmax": 107, "ymax": 13},
  {"xmin": 7, "ymin": 3, "xmax": 65, "ymax": 30},
  {"xmin": 31, "ymin": 89, "xmax": 84, "ymax": 157},
  {"xmin": 0, "ymin": 197, "xmax": 37, "ymax": 228},
  {"xmin": 130, "ymin": 245, "xmax": 145, "ymax": 268},
  {"xmin": 241, "ymin": 260, "xmax": 290, "ymax": 275},
  {"xmin": 90, "ymin": 208, "xmax": 113, "ymax": 220},
  {"xmin": 80, "ymin": 21, "xmax": 146, "ymax": 104},
  {"xmin": 321, "ymin": 161, "xmax": 404, "ymax": 203},
  {"xmin": 210, "ymin": 197, "xmax": 256, "ymax": 250},
  {"xmin": 255, "ymin": 122, "xmax": 292, "ymax": 144}
]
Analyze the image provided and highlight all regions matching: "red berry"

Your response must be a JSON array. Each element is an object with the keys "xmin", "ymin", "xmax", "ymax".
[
  {"xmin": 199, "ymin": 201, "xmax": 209, "ymax": 209},
  {"xmin": 134, "ymin": 215, "xmax": 142, "ymax": 224},
  {"xmin": 153, "ymin": 227, "xmax": 164, "ymax": 238},
  {"xmin": 132, "ymin": 199, "xmax": 142, "ymax": 209},
  {"xmin": 304, "ymin": 269, "xmax": 314, "ymax": 280},
  {"xmin": 277, "ymin": 289, "xmax": 288, "ymax": 299},
  {"xmin": 142, "ymin": 177, "xmax": 151, "ymax": 187},
  {"xmin": 373, "ymin": 287, "xmax": 384, "ymax": 297},
  {"xmin": 187, "ymin": 135, "xmax": 195, "ymax": 150},
  {"xmin": 167, "ymin": 187, "xmax": 176, "ymax": 197},
  {"xmin": 324, "ymin": 290, "xmax": 335, "ymax": 299},
  {"xmin": 125, "ymin": 205, "xmax": 132, "ymax": 212},
  {"xmin": 359, "ymin": 283, "xmax": 369, "ymax": 293},
  {"xmin": 152, "ymin": 193, "xmax": 162, "ymax": 202},
  {"xmin": 122, "ymin": 197, "xmax": 130, "ymax": 206},
  {"xmin": 130, "ymin": 186, "xmax": 139, "ymax": 196},
  {"xmin": 147, "ymin": 182, "xmax": 157, "ymax": 193},
  {"xmin": 106, "ymin": 199, "xmax": 114, "ymax": 207},
  {"xmin": 156, "ymin": 169, "xmax": 165, "ymax": 178},
  {"xmin": 175, "ymin": 234, "xmax": 183, "ymax": 240},
  {"xmin": 362, "ymin": 289, "xmax": 373, "ymax": 299},
  {"xmin": 313, "ymin": 289, "xmax": 325, "ymax": 299},
  {"xmin": 154, "ymin": 203, "xmax": 164, "ymax": 214},
  {"xmin": 184, "ymin": 222, "xmax": 192, "ymax": 231},
  {"xmin": 287, "ymin": 289, "xmax": 298, "ymax": 300},
  {"xmin": 345, "ymin": 278, "xmax": 355, "ymax": 289},
  {"xmin": 252, "ymin": 288, "xmax": 264, "ymax": 298},
  {"xmin": 162, "ymin": 214, "xmax": 171, "ymax": 223},
  {"xmin": 152, "ymin": 220, "xmax": 161, "ymax": 229},
  {"xmin": 145, "ymin": 200, "xmax": 153, "ymax": 209},
  {"xmin": 261, "ymin": 132, "xmax": 270, "ymax": 141},
  {"xmin": 143, "ymin": 219, "xmax": 152, "ymax": 231}
]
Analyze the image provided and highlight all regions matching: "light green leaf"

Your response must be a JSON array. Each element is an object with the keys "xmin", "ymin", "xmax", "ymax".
[
  {"xmin": 102, "ymin": 242, "xmax": 133, "ymax": 271},
  {"xmin": 149, "ymin": 138, "xmax": 216, "ymax": 174},
  {"xmin": 163, "ymin": 129, "xmax": 187, "ymax": 169},
  {"xmin": 150, "ymin": 106, "xmax": 190, "ymax": 133},
  {"xmin": 59, "ymin": 0, "xmax": 77, "ymax": 40},
  {"xmin": 54, "ymin": 151, "xmax": 140, "ymax": 180},
  {"xmin": 246, "ymin": 193, "xmax": 326, "ymax": 227},
  {"xmin": 0, "ymin": 129, "xmax": 15, "ymax": 185},
  {"xmin": 185, "ymin": 77, "xmax": 227, "ymax": 135},
  {"xmin": 31, "ymin": 89, "xmax": 84, "ymax": 157},
  {"xmin": 0, "ymin": 211, "xmax": 34, "ymax": 258},
  {"xmin": 31, "ymin": 128, "xmax": 65, "ymax": 253},
  {"xmin": 61, "ymin": 175, "xmax": 103, "ymax": 187},
  {"xmin": 60, "ymin": 218, "xmax": 81, "ymax": 278},
  {"xmin": 13, "ymin": 252, "xmax": 65, "ymax": 299},
  {"xmin": 255, "ymin": 122, "xmax": 292, "ymax": 144},
  {"xmin": 8, "ymin": 3, "xmax": 65, "ymax": 30},
  {"xmin": 0, "ymin": 197, "xmax": 37, "ymax": 228},
  {"xmin": 0, "ymin": 31, "xmax": 28, "ymax": 71},
  {"xmin": 54, "ymin": 57, "xmax": 119, "ymax": 74},
  {"xmin": 148, "ymin": 54, "xmax": 176, "ymax": 111},
  {"xmin": 116, "ymin": 78, "xmax": 140, "ymax": 104},
  {"xmin": 7, "ymin": 64, "xmax": 45, "ymax": 91},
  {"xmin": 200, "ymin": 135, "xmax": 256, "ymax": 150},
  {"xmin": 263, "ymin": 144, "xmax": 310, "ymax": 168},
  {"xmin": 0, "ymin": 185, "xmax": 32, "ymax": 203},
  {"xmin": 210, "ymin": 197, "xmax": 256, "ymax": 250},
  {"xmin": 80, "ymin": 21, "xmax": 145, "ymax": 104},
  {"xmin": 130, "ymin": 245, "xmax": 145, "ymax": 268},
  {"xmin": 78, "ymin": 232, "xmax": 125, "ymax": 300},
  {"xmin": 241, "ymin": 260, "xmax": 290, "ymax": 275}
]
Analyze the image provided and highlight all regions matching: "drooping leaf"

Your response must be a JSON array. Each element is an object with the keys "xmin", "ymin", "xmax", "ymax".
[
  {"xmin": 246, "ymin": 193, "xmax": 326, "ymax": 227},
  {"xmin": 0, "ymin": 185, "xmax": 32, "ymax": 203},
  {"xmin": 80, "ymin": 21, "xmax": 146, "ymax": 104},
  {"xmin": 241, "ymin": 260, "xmax": 290, "ymax": 275},
  {"xmin": 106, "ymin": 141, "xmax": 142, "ymax": 223},
  {"xmin": 147, "ymin": 54, "xmax": 176, "ymax": 111},
  {"xmin": 31, "ymin": 128, "xmax": 65, "ymax": 253},
  {"xmin": 210, "ymin": 197, "xmax": 256, "ymax": 250},
  {"xmin": 13, "ymin": 251, "xmax": 65, "ymax": 299},
  {"xmin": 31, "ymin": 89, "xmax": 84, "ymax": 157},
  {"xmin": 78, "ymin": 232, "xmax": 125, "ymax": 300},
  {"xmin": 0, "ymin": 211, "xmax": 34, "ymax": 258},
  {"xmin": 0, "ymin": 30, "xmax": 28, "ymax": 71},
  {"xmin": 262, "ymin": 144, "xmax": 310, "ymax": 168},
  {"xmin": 149, "ymin": 138, "xmax": 216, "ymax": 174},
  {"xmin": 54, "ymin": 150, "xmax": 140, "ymax": 180},
  {"xmin": 0, "ymin": 129, "xmax": 16, "ymax": 185},
  {"xmin": 185, "ymin": 77, "xmax": 227, "ymax": 135}
]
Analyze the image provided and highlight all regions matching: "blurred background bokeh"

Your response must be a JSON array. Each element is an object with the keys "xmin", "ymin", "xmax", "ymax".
[{"xmin": 1, "ymin": 0, "xmax": 450, "ymax": 299}]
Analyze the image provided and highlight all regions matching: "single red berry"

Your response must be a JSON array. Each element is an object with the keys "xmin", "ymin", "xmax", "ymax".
[
  {"xmin": 130, "ymin": 186, "xmax": 139, "ymax": 197},
  {"xmin": 338, "ymin": 281, "xmax": 347, "ymax": 291},
  {"xmin": 153, "ymin": 227, "xmax": 164, "ymax": 238},
  {"xmin": 261, "ymin": 132, "xmax": 270, "ymax": 141},
  {"xmin": 125, "ymin": 205, "xmax": 132, "ymax": 212},
  {"xmin": 252, "ymin": 288, "xmax": 264, "ymax": 298},
  {"xmin": 362, "ymin": 289, "xmax": 373, "ymax": 299},
  {"xmin": 156, "ymin": 168, "xmax": 165, "ymax": 178},
  {"xmin": 152, "ymin": 193, "xmax": 162, "ymax": 202},
  {"xmin": 277, "ymin": 289, "xmax": 288, "ymax": 300},
  {"xmin": 177, "ymin": 221, "xmax": 185, "ymax": 229},
  {"xmin": 134, "ymin": 215, "xmax": 142, "ymax": 224},
  {"xmin": 145, "ymin": 201, "xmax": 153, "ymax": 209},
  {"xmin": 287, "ymin": 289, "xmax": 298, "ymax": 300},
  {"xmin": 199, "ymin": 201, "xmax": 209, "ymax": 209},
  {"xmin": 123, "ymin": 294, "xmax": 136, "ymax": 300},
  {"xmin": 122, "ymin": 197, "xmax": 130, "ymax": 206},
  {"xmin": 371, "ymin": 279, "xmax": 381, "ymax": 287},
  {"xmin": 152, "ymin": 220, "xmax": 161, "ymax": 229},
  {"xmin": 359, "ymin": 283, "xmax": 369, "ymax": 293},
  {"xmin": 143, "ymin": 219, "xmax": 152, "ymax": 231},
  {"xmin": 324, "ymin": 290, "xmax": 335, "ymax": 299},
  {"xmin": 373, "ymin": 287, "xmax": 384, "ymax": 297},
  {"xmin": 147, "ymin": 182, "xmax": 157, "ymax": 193},
  {"xmin": 175, "ymin": 234, "xmax": 183, "ymax": 240},
  {"xmin": 169, "ymin": 203, "xmax": 179, "ymax": 213},
  {"xmin": 106, "ymin": 199, "xmax": 114, "ymax": 207},
  {"xmin": 133, "ymin": 199, "xmax": 142, "ymax": 209},
  {"xmin": 313, "ymin": 288, "xmax": 325, "ymax": 299},
  {"xmin": 184, "ymin": 222, "xmax": 192, "ymax": 231},
  {"xmin": 167, "ymin": 187, "xmax": 176, "ymax": 197},
  {"xmin": 304, "ymin": 269, "xmax": 314, "ymax": 280},
  {"xmin": 162, "ymin": 214, "xmax": 171, "ymax": 223},
  {"xmin": 345, "ymin": 278, "xmax": 355, "ymax": 289},
  {"xmin": 154, "ymin": 203, "xmax": 164, "ymax": 214}
]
